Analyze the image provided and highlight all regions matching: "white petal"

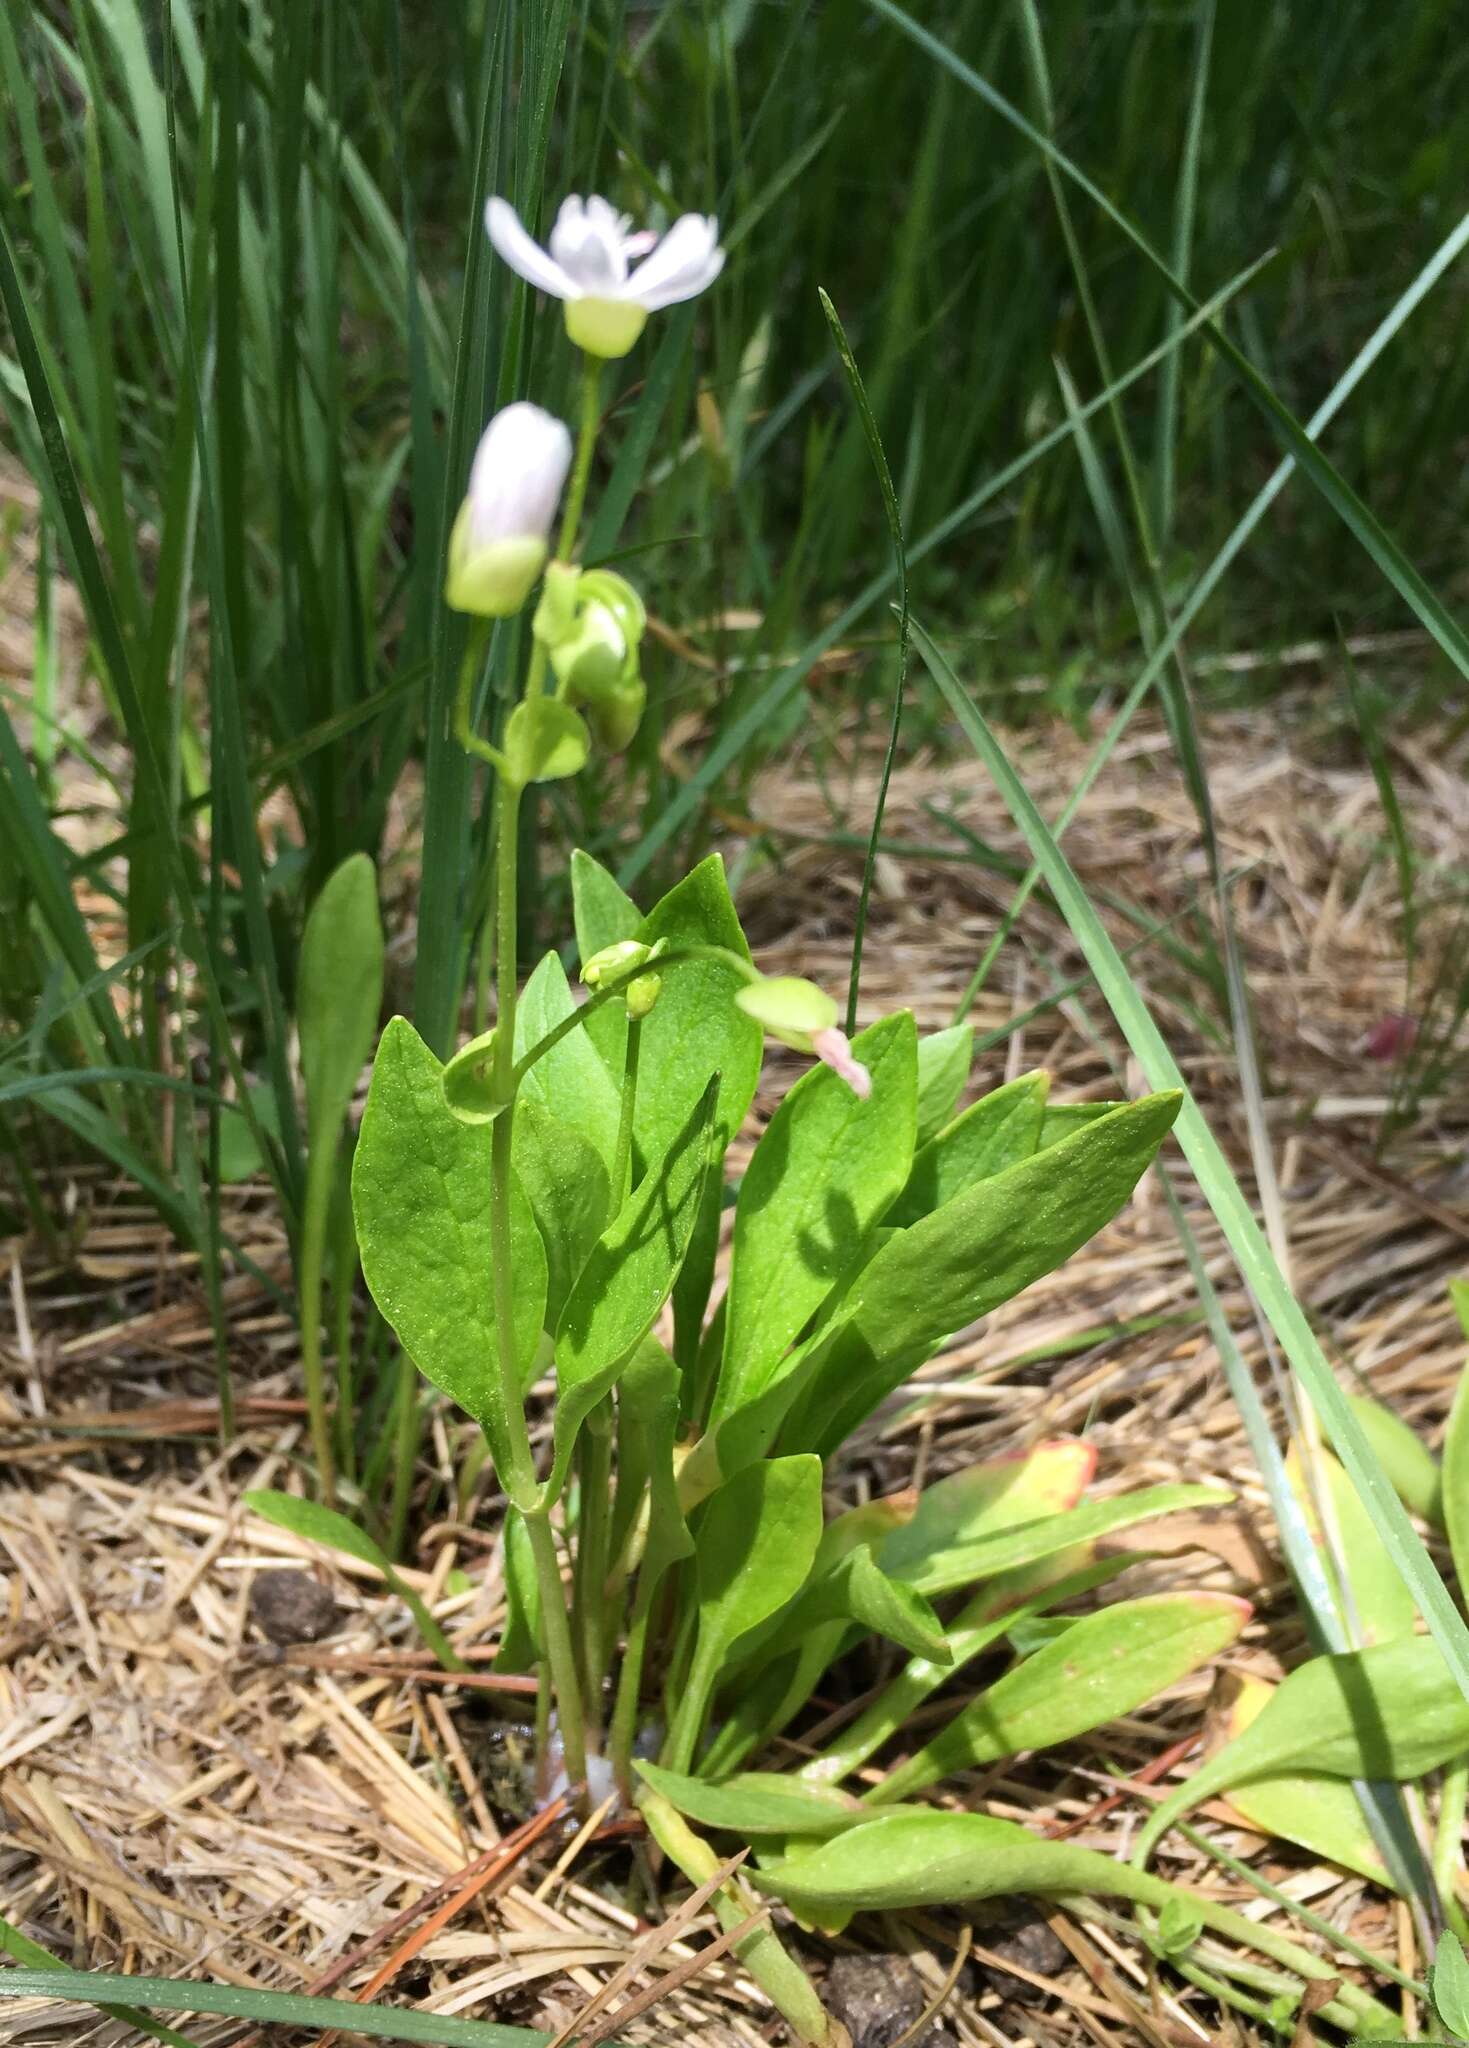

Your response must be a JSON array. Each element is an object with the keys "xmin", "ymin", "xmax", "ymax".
[
  {"xmin": 484, "ymin": 196, "xmax": 578, "ymax": 300},
  {"xmin": 549, "ymin": 193, "xmax": 628, "ymax": 293},
  {"xmin": 624, "ymin": 213, "xmax": 725, "ymax": 310},
  {"xmin": 465, "ymin": 401, "xmax": 573, "ymax": 546}
]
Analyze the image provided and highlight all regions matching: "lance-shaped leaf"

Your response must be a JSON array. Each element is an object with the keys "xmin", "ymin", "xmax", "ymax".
[
  {"xmin": 636, "ymin": 1763, "xmax": 892, "ymax": 1838},
  {"xmin": 888, "ymin": 1481, "xmax": 1231, "ymax": 1598},
  {"xmin": 780, "ymin": 1090, "xmax": 1182, "ymax": 1458},
  {"xmin": 514, "ymin": 950, "xmax": 622, "ymax": 1171},
  {"xmin": 546, "ymin": 1078, "xmax": 717, "ymax": 1505},
  {"xmin": 1135, "ymin": 1632, "xmax": 1469, "ymax": 1866},
  {"xmin": 887, "ymin": 1070, "xmax": 1048, "ymax": 1227},
  {"xmin": 879, "ymin": 1437, "xmax": 1095, "ymax": 1581},
  {"xmin": 664, "ymin": 1454, "xmax": 824, "ymax": 1773},
  {"xmin": 714, "ymin": 1013, "xmax": 917, "ymax": 1427},
  {"xmin": 511, "ymin": 1098, "xmax": 610, "ymax": 1327},
  {"xmin": 742, "ymin": 1547, "xmax": 947, "ymax": 1669},
  {"xmin": 873, "ymin": 1591, "xmax": 1250, "ymax": 1802},
  {"xmin": 1037, "ymin": 1100, "xmax": 1120, "ymax": 1149},
  {"xmin": 1346, "ymin": 1392, "xmax": 1443, "ymax": 1529},
  {"xmin": 1286, "ymin": 1438, "xmax": 1418, "ymax": 1646},
  {"xmin": 352, "ymin": 1019, "xmax": 546, "ymax": 1478},
  {"xmin": 298, "ymin": 853, "xmax": 384, "ymax": 1153},
  {"xmin": 914, "ymin": 1021, "xmax": 974, "ymax": 1143}
]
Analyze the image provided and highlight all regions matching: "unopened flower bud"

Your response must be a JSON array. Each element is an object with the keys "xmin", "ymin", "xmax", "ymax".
[
  {"xmin": 625, "ymin": 970, "xmax": 662, "ymax": 1019},
  {"xmin": 735, "ymin": 976, "xmax": 872, "ymax": 1099},
  {"xmin": 582, "ymin": 939, "xmax": 653, "ymax": 988},
  {"xmin": 445, "ymin": 404, "xmax": 572, "ymax": 617}
]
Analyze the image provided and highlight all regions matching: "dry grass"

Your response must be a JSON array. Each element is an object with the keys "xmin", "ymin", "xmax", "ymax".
[{"xmin": 2, "ymin": 685, "xmax": 1469, "ymax": 2046}]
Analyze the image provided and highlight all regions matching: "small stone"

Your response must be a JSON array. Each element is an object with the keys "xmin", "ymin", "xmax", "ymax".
[
  {"xmin": 972, "ymin": 1907, "xmax": 1068, "ymax": 2005},
  {"xmin": 824, "ymin": 1954, "xmax": 928, "ymax": 2048},
  {"xmin": 249, "ymin": 1571, "xmax": 340, "ymax": 1645}
]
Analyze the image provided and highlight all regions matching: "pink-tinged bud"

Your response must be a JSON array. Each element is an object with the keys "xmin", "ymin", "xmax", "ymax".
[
  {"xmin": 1365, "ymin": 1012, "xmax": 1417, "ymax": 1062},
  {"xmin": 811, "ymin": 1026, "xmax": 872, "ymax": 1100}
]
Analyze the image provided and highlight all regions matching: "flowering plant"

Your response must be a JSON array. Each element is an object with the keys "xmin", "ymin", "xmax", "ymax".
[{"xmin": 254, "ymin": 193, "xmax": 1258, "ymax": 2043}]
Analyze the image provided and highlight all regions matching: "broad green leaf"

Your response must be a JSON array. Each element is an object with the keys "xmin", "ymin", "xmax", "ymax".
[
  {"xmin": 1346, "ymin": 1393, "xmax": 1443, "ymax": 1529},
  {"xmin": 1286, "ymin": 1439, "xmax": 1418, "ymax": 1646},
  {"xmin": 714, "ymin": 1012, "xmax": 917, "ymax": 1425},
  {"xmin": 665, "ymin": 1454, "xmax": 824, "ymax": 1773},
  {"xmin": 244, "ymin": 1490, "xmax": 463, "ymax": 1672},
  {"xmin": 635, "ymin": 1763, "xmax": 881, "ymax": 1838},
  {"xmin": 875, "ymin": 1591, "xmax": 1249, "ymax": 1801},
  {"xmin": 570, "ymin": 848, "xmax": 641, "ymax": 1071},
  {"xmin": 1432, "ymin": 1931, "xmax": 1469, "ymax": 2039},
  {"xmin": 1212, "ymin": 1674, "xmax": 1394, "ymax": 1890},
  {"xmin": 298, "ymin": 853, "xmax": 384, "ymax": 1150},
  {"xmin": 889, "ymin": 1482, "xmax": 1233, "ymax": 1598},
  {"xmin": 914, "ymin": 1021, "xmax": 973, "ymax": 1143},
  {"xmin": 353, "ymin": 1018, "xmax": 547, "ymax": 1476},
  {"xmin": 493, "ymin": 1509, "xmax": 541, "ymax": 1675},
  {"xmin": 612, "ymin": 1340, "xmax": 694, "ymax": 1593},
  {"xmin": 504, "ymin": 696, "xmax": 589, "ymax": 783},
  {"xmin": 887, "ymin": 1070, "xmax": 1048, "ymax": 1227},
  {"xmin": 780, "ymin": 1091, "xmax": 1182, "ymax": 1458},
  {"xmin": 514, "ymin": 951, "xmax": 621, "ymax": 1171},
  {"xmin": 1136, "ymin": 1633, "xmax": 1469, "ymax": 1865},
  {"xmin": 879, "ymin": 1437, "xmax": 1095, "ymax": 1582},
  {"xmin": 633, "ymin": 853, "xmax": 762, "ymax": 1168},
  {"xmin": 511, "ymin": 1098, "xmax": 610, "ymax": 1326},
  {"xmin": 546, "ymin": 1078, "xmax": 717, "ymax": 1505}
]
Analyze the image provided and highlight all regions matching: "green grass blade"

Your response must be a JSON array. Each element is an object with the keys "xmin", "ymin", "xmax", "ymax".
[
  {"xmin": 911, "ymin": 613, "xmax": 1469, "ymax": 1704},
  {"xmin": 0, "ymin": 1969, "xmax": 610, "ymax": 2048}
]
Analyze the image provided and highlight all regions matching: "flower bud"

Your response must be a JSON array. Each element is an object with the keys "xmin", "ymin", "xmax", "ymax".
[
  {"xmin": 534, "ymin": 566, "xmax": 649, "ymax": 750},
  {"xmin": 582, "ymin": 939, "xmax": 653, "ymax": 989},
  {"xmin": 585, "ymin": 673, "xmax": 646, "ymax": 753},
  {"xmin": 735, "ymin": 976, "xmax": 872, "ymax": 1099},
  {"xmin": 445, "ymin": 403, "xmax": 573, "ymax": 617},
  {"xmin": 625, "ymin": 970, "xmax": 662, "ymax": 1019}
]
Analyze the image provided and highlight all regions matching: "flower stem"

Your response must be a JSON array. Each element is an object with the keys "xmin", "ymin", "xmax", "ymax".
[
  {"xmin": 558, "ymin": 356, "xmax": 602, "ymax": 562},
  {"xmin": 297, "ymin": 1137, "xmax": 337, "ymax": 1505},
  {"xmin": 609, "ymin": 1013, "xmax": 641, "ymax": 1208},
  {"xmin": 387, "ymin": 1348, "xmax": 420, "ymax": 1560},
  {"xmin": 524, "ymin": 1505, "xmax": 589, "ymax": 1789}
]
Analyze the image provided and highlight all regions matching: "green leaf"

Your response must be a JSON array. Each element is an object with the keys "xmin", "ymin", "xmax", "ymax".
[
  {"xmin": 748, "ymin": 1546, "xmax": 949, "ymax": 1670},
  {"xmin": 665, "ymin": 1453, "xmax": 825, "ymax": 1773},
  {"xmin": 1286, "ymin": 1439, "xmax": 1419, "ymax": 1646},
  {"xmin": 514, "ymin": 951, "xmax": 622, "ymax": 1171},
  {"xmin": 714, "ymin": 1012, "xmax": 917, "ymax": 1426},
  {"xmin": 546, "ymin": 1077, "xmax": 717, "ymax": 1504},
  {"xmin": 1431, "ymin": 1931, "xmax": 1469, "ymax": 2039},
  {"xmin": 635, "ymin": 1762, "xmax": 878, "ymax": 1838},
  {"xmin": 1155, "ymin": 1896, "xmax": 1205, "ymax": 1957},
  {"xmin": 889, "ymin": 1482, "xmax": 1233, "ymax": 1598},
  {"xmin": 571, "ymin": 847, "xmax": 642, "ymax": 960},
  {"xmin": 511, "ymin": 1098, "xmax": 611, "ymax": 1326},
  {"xmin": 1037, "ymin": 1100, "xmax": 1121, "ymax": 1149},
  {"xmin": 914, "ymin": 1021, "xmax": 973, "ymax": 1143},
  {"xmin": 244, "ymin": 1490, "xmax": 463, "ymax": 1672},
  {"xmin": 1346, "ymin": 1394, "xmax": 1443, "ymax": 1529},
  {"xmin": 633, "ymin": 853, "xmax": 762, "ymax": 1169},
  {"xmin": 353, "ymin": 1018, "xmax": 547, "ymax": 1477},
  {"xmin": 782, "ymin": 1091, "xmax": 1182, "ymax": 1457},
  {"xmin": 503, "ymin": 696, "xmax": 590, "ymax": 783},
  {"xmin": 887, "ymin": 1069, "xmax": 1048, "ymax": 1227},
  {"xmin": 570, "ymin": 847, "xmax": 642, "ymax": 1071},
  {"xmin": 298, "ymin": 853, "xmax": 384, "ymax": 1151},
  {"xmin": 612, "ymin": 1340, "xmax": 694, "ymax": 1592},
  {"xmin": 875, "ymin": 1591, "xmax": 1249, "ymax": 1801},
  {"xmin": 1136, "ymin": 1634, "xmax": 1469, "ymax": 1865}
]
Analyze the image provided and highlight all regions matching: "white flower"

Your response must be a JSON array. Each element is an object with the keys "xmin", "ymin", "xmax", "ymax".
[
  {"xmin": 485, "ymin": 193, "xmax": 725, "ymax": 359},
  {"xmin": 445, "ymin": 402, "xmax": 573, "ymax": 617}
]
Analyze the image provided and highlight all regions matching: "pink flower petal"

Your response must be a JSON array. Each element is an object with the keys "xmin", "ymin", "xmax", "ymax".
[{"xmin": 811, "ymin": 1026, "xmax": 872, "ymax": 1099}]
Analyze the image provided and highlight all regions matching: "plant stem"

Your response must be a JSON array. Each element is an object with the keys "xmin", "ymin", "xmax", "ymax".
[
  {"xmin": 297, "ymin": 1137, "xmax": 336, "ymax": 1504},
  {"xmin": 638, "ymin": 1790, "xmax": 835, "ymax": 2046},
  {"xmin": 524, "ymin": 1506, "xmax": 589, "ymax": 1788},
  {"xmin": 558, "ymin": 356, "xmax": 602, "ymax": 562},
  {"xmin": 387, "ymin": 1349, "xmax": 420, "ymax": 1560},
  {"xmin": 609, "ymin": 1578, "xmax": 655, "ymax": 1796},
  {"xmin": 574, "ymin": 1410, "xmax": 614, "ymax": 1717}
]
